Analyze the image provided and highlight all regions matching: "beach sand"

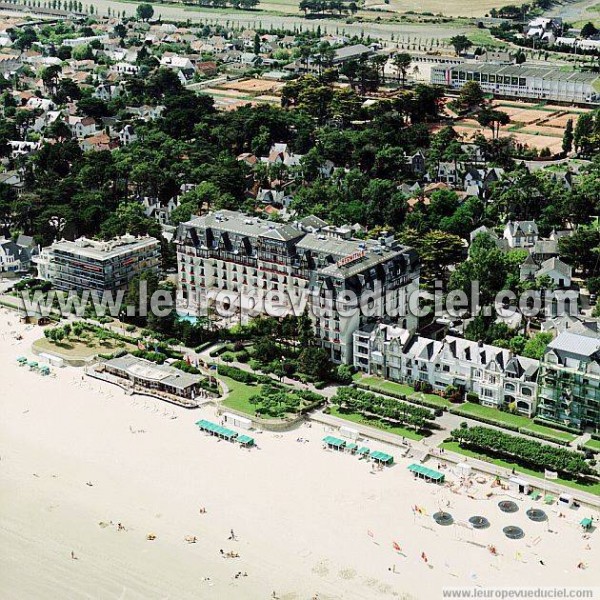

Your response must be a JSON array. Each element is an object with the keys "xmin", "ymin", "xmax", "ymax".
[{"xmin": 1, "ymin": 310, "xmax": 599, "ymax": 600}]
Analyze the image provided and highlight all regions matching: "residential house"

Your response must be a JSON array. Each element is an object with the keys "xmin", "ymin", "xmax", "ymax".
[
  {"xmin": 118, "ymin": 124, "xmax": 137, "ymax": 146},
  {"xmin": 0, "ymin": 235, "xmax": 38, "ymax": 274},
  {"xmin": 79, "ymin": 132, "xmax": 118, "ymax": 152},
  {"xmin": 67, "ymin": 115, "xmax": 97, "ymax": 138},
  {"xmin": 353, "ymin": 324, "xmax": 540, "ymax": 416},
  {"xmin": 503, "ymin": 220, "xmax": 539, "ymax": 249}
]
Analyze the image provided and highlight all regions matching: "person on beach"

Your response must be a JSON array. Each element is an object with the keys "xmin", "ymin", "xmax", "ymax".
[
  {"xmin": 229, "ymin": 529, "xmax": 236, "ymax": 540},
  {"xmin": 71, "ymin": 551, "xmax": 77, "ymax": 560}
]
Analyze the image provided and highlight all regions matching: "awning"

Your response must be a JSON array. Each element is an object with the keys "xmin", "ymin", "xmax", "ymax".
[
  {"xmin": 237, "ymin": 434, "xmax": 254, "ymax": 446},
  {"xmin": 346, "ymin": 442, "xmax": 358, "ymax": 451},
  {"xmin": 544, "ymin": 494, "xmax": 555, "ymax": 504},
  {"xmin": 580, "ymin": 518, "xmax": 593, "ymax": 528},
  {"xmin": 196, "ymin": 419, "xmax": 238, "ymax": 440},
  {"xmin": 323, "ymin": 436, "xmax": 346, "ymax": 448},
  {"xmin": 408, "ymin": 463, "xmax": 445, "ymax": 481},
  {"xmin": 357, "ymin": 446, "xmax": 370, "ymax": 455},
  {"xmin": 530, "ymin": 491, "xmax": 541, "ymax": 500},
  {"xmin": 370, "ymin": 450, "xmax": 394, "ymax": 464}
]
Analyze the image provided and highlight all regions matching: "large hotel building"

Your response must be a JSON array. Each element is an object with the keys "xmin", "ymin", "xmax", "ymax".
[
  {"xmin": 34, "ymin": 234, "xmax": 161, "ymax": 293},
  {"xmin": 175, "ymin": 210, "xmax": 420, "ymax": 364}
]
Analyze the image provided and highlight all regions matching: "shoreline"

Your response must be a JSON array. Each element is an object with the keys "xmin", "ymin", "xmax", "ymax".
[{"xmin": 1, "ymin": 309, "xmax": 599, "ymax": 599}]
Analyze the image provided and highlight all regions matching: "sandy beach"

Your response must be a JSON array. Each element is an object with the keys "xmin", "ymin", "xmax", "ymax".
[{"xmin": 1, "ymin": 310, "xmax": 599, "ymax": 600}]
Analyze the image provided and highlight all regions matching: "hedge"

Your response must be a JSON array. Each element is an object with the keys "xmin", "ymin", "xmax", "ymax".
[
  {"xmin": 533, "ymin": 417, "xmax": 581, "ymax": 435},
  {"xmin": 448, "ymin": 406, "xmax": 521, "ymax": 432},
  {"xmin": 518, "ymin": 428, "xmax": 570, "ymax": 447},
  {"xmin": 217, "ymin": 364, "xmax": 257, "ymax": 384},
  {"xmin": 591, "ymin": 432, "xmax": 600, "ymax": 442}
]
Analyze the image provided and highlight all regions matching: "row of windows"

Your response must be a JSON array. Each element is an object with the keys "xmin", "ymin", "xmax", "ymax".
[{"xmin": 452, "ymin": 70, "xmax": 526, "ymax": 87}]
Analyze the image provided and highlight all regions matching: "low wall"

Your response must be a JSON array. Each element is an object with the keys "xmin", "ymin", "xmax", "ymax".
[
  {"xmin": 31, "ymin": 343, "xmax": 97, "ymax": 368},
  {"xmin": 215, "ymin": 405, "xmax": 305, "ymax": 432}
]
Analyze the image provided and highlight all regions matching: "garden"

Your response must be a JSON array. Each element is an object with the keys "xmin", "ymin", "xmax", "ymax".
[
  {"xmin": 210, "ymin": 315, "xmax": 349, "ymax": 389},
  {"xmin": 218, "ymin": 364, "xmax": 325, "ymax": 418},
  {"xmin": 329, "ymin": 386, "xmax": 438, "ymax": 440},
  {"xmin": 448, "ymin": 401, "xmax": 578, "ymax": 445},
  {"xmin": 33, "ymin": 321, "xmax": 136, "ymax": 359},
  {"xmin": 449, "ymin": 425, "xmax": 595, "ymax": 481}
]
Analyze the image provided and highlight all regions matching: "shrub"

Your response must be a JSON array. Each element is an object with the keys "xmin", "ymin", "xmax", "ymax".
[
  {"xmin": 336, "ymin": 364, "xmax": 353, "ymax": 385},
  {"xmin": 235, "ymin": 350, "xmax": 249, "ymax": 363},
  {"xmin": 466, "ymin": 392, "xmax": 479, "ymax": 404},
  {"xmin": 132, "ymin": 350, "xmax": 166, "ymax": 364},
  {"xmin": 221, "ymin": 354, "xmax": 233, "ymax": 363},
  {"xmin": 233, "ymin": 340, "xmax": 245, "ymax": 352},
  {"xmin": 125, "ymin": 324, "xmax": 136, "ymax": 333},
  {"xmin": 217, "ymin": 364, "xmax": 257, "ymax": 384},
  {"xmin": 171, "ymin": 360, "xmax": 201, "ymax": 375},
  {"xmin": 248, "ymin": 359, "xmax": 262, "ymax": 371}
]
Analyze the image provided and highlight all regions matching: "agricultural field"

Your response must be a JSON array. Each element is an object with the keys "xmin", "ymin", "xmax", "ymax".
[
  {"xmin": 364, "ymin": 0, "xmax": 530, "ymax": 17},
  {"xmin": 200, "ymin": 78, "xmax": 284, "ymax": 110},
  {"xmin": 450, "ymin": 100, "xmax": 591, "ymax": 156}
]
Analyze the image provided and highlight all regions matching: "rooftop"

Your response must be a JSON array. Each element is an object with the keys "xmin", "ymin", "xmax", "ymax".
[
  {"xmin": 104, "ymin": 354, "xmax": 202, "ymax": 390},
  {"xmin": 46, "ymin": 235, "xmax": 159, "ymax": 261}
]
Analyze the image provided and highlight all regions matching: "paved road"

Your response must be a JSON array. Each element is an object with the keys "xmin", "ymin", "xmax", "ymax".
[{"xmin": 79, "ymin": 0, "xmax": 470, "ymax": 42}]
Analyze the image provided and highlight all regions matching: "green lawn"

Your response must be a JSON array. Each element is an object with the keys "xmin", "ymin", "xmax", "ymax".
[
  {"xmin": 220, "ymin": 376, "xmax": 260, "ymax": 416},
  {"xmin": 441, "ymin": 442, "xmax": 600, "ymax": 497},
  {"xmin": 450, "ymin": 403, "xmax": 577, "ymax": 443},
  {"xmin": 329, "ymin": 406, "xmax": 425, "ymax": 441},
  {"xmin": 584, "ymin": 439, "xmax": 600, "ymax": 453},
  {"xmin": 359, "ymin": 376, "xmax": 450, "ymax": 408}
]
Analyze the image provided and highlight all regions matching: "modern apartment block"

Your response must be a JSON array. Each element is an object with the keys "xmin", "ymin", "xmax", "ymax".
[
  {"xmin": 34, "ymin": 234, "xmax": 161, "ymax": 293},
  {"xmin": 353, "ymin": 323, "xmax": 540, "ymax": 416},
  {"xmin": 537, "ymin": 331, "xmax": 600, "ymax": 431},
  {"xmin": 175, "ymin": 210, "xmax": 420, "ymax": 364},
  {"xmin": 430, "ymin": 62, "xmax": 600, "ymax": 104}
]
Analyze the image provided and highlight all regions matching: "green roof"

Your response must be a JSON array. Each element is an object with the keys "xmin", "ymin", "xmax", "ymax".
[
  {"xmin": 408, "ymin": 463, "xmax": 445, "ymax": 481},
  {"xmin": 196, "ymin": 419, "xmax": 238, "ymax": 439},
  {"xmin": 544, "ymin": 494, "xmax": 555, "ymax": 504},
  {"xmin": 580, "ymin": 518, "xmax": 593, "ymax": 528},
  {"xmin": 237, "ymin": 434, "xmax": 254, "ymax": 446},
  {"xmin": 323, "ymin": 436, "xmax": 346, "ymax": 448},
  {"xmin": 357, "ymin": 446, "xmax": 370, "ymax": 455},
  {"xmin": 530, "ymin": 491, "xmax": 541, "ymax": 500},
  {"xmin": 346, "ymin": 442, "xmax": 358, "ymax": 451},
  {"xmin": 370, "ymin": 450, "xmax": 394, "ymax": 463}
]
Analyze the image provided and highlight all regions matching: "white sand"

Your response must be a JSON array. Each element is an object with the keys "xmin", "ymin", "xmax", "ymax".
[{"xmin": 1, "ymin": 310, "xmax": 599, "ymax": 600}]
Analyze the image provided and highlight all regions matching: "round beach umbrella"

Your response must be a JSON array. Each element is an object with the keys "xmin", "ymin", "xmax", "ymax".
[
  {"xmin": 433, "ymin": 511, "xmax": 454, "ymax": 526},
  {"xmin": 503, "ymin": 526, "xmax": 524, "ymax": 539},
  {"xmin": 526, "ymin": 508, "xmax": 547, "ymax": 522},
  {"xmin": 469, "ymin": 516, "xmax": 490, "ymax": 529},
  {"xmin": 498, "ymin": 500, "xmax": 519, "ymax": 513}
]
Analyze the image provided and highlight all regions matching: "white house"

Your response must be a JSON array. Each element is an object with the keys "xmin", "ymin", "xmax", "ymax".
[
  {"xmin": 67, "ymin": 115, "xmax": 97, "ymax": 138},
  {"xmin": 504, "ymin": 220, "xmax": 539, "ymax": 248},
  {"xmin": 118, "ymin": 124, "xmax": 137, "ymax": 146},
  {"xmin": 353, "ymin": 324, "xmax": 540, "ymax": 416}
]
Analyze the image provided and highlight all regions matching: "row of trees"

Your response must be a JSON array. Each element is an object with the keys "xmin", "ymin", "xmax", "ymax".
[
  {"xmin": 299, "ymin": 0, "xmax": 358, "ymax": 16},
  {"xmin": 452, "ymin": 425, "xmax": 592, "ymax": 477},
  {"xmin": 332, "ymin": 387, "xmax": 436, "ymax": 433}
]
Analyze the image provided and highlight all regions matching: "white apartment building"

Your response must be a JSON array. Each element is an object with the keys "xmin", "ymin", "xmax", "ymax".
[
  {"xmin": 354, "ymin": 323, "xmax": 539, "ymax": 416},
  {"xmin": 34, "ymin": 234, "xmax": 160, "ymax": 293},
  {"xmin": 175, "ymin": 211, "xmax": 420, "ymax": 364}
]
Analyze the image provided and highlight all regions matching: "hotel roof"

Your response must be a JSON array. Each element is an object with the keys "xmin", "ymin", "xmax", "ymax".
[{"xmin": 183, "ymin": 210, "xmax": 304, "ymax": 242}]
